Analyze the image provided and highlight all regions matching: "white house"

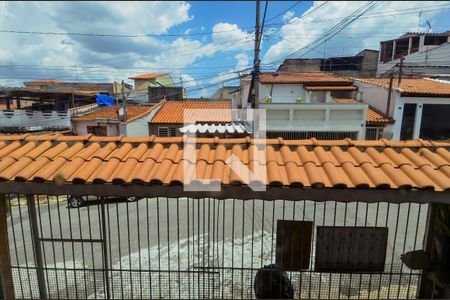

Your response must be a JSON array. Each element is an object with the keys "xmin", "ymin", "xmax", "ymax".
[
  {"xmin": 353, "ymin": 78, "xmax": 450, "ymax": 140},
  {"xmin": 377, "ymin": 31, "xmax": 450, "ymax": 76},
  {"xmin": 71, "ymin": 104, "xmax": 161, "ymax": 137},
  {"xmin": 233, "ymin": 72, "xmax": 386, "ymax": 140}
]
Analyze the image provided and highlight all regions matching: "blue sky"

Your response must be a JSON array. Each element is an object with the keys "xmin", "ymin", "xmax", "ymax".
[{"xmin": 0, "ymin": 1, "xmax": 449, "ymax": 97}]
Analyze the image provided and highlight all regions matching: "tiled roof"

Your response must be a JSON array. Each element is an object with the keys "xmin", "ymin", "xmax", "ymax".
[
  {"xmin": 333, "ymin": 98, "xmax": 394, "ymax": 124},
  {"xmin": 353, "ymin": 78, "xmax": 450, "ymax": 97},
  {"xmin": 25, "ymin": 79, "xmax": 63, "ymax": 84},
  {"xmin": 304, "ymin": 85, "xmax": 357, "ymax": 91},
  {"xmin": 150, "ymin": 101, "xmax": 231, "ymax": 124},
  {"xmin": 128, "ymin": 74, "xmax": 168, "ymax": 80},
  {"xmin": 0, "ymin": 135, "xmax": 449, "ymax": 191},
  {"xmin": 72, "ymin": 105, "xmax": 155, "ymax": 124},
  {"xmin": 259, "ymin": 72, "xmax": 353, "ymax": 85}
]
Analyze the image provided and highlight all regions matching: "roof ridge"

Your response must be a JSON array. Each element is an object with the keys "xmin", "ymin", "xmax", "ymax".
[{"xmin": 0, "ymin": 135, "xmax": 449, "ymax": 148}]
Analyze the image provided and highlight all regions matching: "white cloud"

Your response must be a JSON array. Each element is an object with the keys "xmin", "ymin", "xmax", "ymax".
[
  {"xmin": 263, "ymin": 1, "xmax": 447, "ymax": 66},
  {"xmin": 212, "ymin": 23, "xmax": 254, "ymax": 51},
  {"xmin": 210, "ymin": 52, "xmax": 250, "ymax": 84},
  {"xmin": 282, "ymin": 11, "xmax": 294, "ymax": 21}
]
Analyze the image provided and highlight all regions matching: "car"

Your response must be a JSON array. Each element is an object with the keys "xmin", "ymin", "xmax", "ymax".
[{"xmin": 67, "ymin": 195, "xmax": 139, "ymax": 208}]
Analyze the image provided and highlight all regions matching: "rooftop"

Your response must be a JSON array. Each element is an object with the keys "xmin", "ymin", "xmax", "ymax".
[
  {"xmin": 353, "ymin": 78, "xmax": 450, "ymax": 97},
  {"xmin": 149, "ymin": 101, "xmax": 231, "ymax": 124},
  {"xmin": 333, "ymin": 98, "xmax": 394, "ymax": 124},
  {"xmin": 72, "ymin": 105, "xmax": 155, "ymax": 124},
  {"xmin": 304, "ymin": 85, "xmax": 357, "ymax": 91},
  {"xmin": 128, "ymin": 73, "xmax": 168, "ymax": 80},
  {"xmin": 0, "ymin": 135, "xmax": 448, "ymax": 192},
  {"xmin": 24, "ymin": 79, "xmax": 63, "ymax": 84},
  {"xmin": 259, "ymin": 72, "xmax": 353, "ymax": 85}
]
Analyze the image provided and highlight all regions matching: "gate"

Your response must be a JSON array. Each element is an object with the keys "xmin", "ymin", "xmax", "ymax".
[{"xmin": 5, "ymin": 194, "xmax": 428, "ymax": 299}]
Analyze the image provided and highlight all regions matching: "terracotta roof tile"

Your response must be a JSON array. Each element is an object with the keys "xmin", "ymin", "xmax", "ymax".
[
  {"xmin": 353, "ymin": 78, "xmax": 450, "ymax": 97},
  {"xmin": 73, "ymin": 105, "xmax": 155, "ymax": 124},
  {"xmin": 0, "ymin": 135, "xmax": 449, "ymax": 191},
  {"xmin": 333, "ymin": 98, "xmax": 394, "ymax": 124},
  {"xmin": 150, "ymin": 101, "xmax": 231, "ymax": 124},
  {"xmin": 128, "ymin": 73, "xmax": 168, "ymax": 80},
  {"xmin": 259, "ymin": 72, "xmax": 353, "ymax": 85},
  {"xmin": 304, "ymin": 85, "xmax": 357, "ymax": 91}
]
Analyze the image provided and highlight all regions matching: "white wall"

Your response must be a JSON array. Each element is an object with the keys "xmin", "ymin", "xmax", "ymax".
[
  {"xmin": 259, "ymin": 83, "xmax": 306, "ymax": 103},
  {"xmin": 259, "ymin": 103, "xmax": 368, "ymax": 139},
  {"xmin": 125, "ymin": 117, "xmax": 150, "ymax": 136},
  {"xmin": 353, "ymin": 81, "xmax": 391, "ymax": 116},
  {"xmin": 72, "ymin": 120, "xmax": 119, "ymax": 136}
]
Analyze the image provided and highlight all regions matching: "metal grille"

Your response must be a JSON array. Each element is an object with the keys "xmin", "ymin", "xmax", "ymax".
[
  {"xmin": 366, "ymin": 127, "xmax": 384, "ymax": 140},
  {"xmin": 5, "ymin": 194, "xmax": 427, "ymax": 299},
  {"xmin": 266, "ymin": 131, "xmax": 359, "ymax": 140}
]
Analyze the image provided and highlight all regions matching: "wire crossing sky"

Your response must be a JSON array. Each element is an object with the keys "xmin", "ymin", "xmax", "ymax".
[{"xmin": 0, "ymin": 1, "xmax": 449, "ymax": 97}]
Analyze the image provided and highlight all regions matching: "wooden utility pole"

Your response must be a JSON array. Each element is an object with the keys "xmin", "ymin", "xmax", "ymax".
[
  {"xmin": 386, "ymin": 71, "xmax": 394, "ymax": 116},
  {"xmin": 248, "ymin": 0, "xmax": 261, "ymax": 108},
  {"xmin": 121, "ymin": 80, "xmax": 127, "ymax": 123},
  {"xmin": 398, "ymin": 55, "xmax": 404, "ymax": 88},
  {"xmin": 0, "ymin": 195, "xmax": 15, "ymax": 300}
]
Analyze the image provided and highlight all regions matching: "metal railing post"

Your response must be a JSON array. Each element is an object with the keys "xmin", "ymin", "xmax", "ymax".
[
  {"xmin": 0, "ymin": 195, "xmax": 15, "ymax": 300},
  {"xmin": 26, "ymin": 194, "xmax": 47, "ymax": 299}
]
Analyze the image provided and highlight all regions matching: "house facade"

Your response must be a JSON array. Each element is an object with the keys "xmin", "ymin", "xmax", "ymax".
[
  {"xmin": 353, "ymin": 78, "xmax": 450, "ymax": 140},
  {"xmin": 377, "ymin": 31, "xmax": 450, "ymax": 76},
  {"xmin": 71, "ymin": 104, "xmax": 160, "ymax": 137},
  {"xmin": 233, "ymin": 72, "xmax": 391, "ymax": 140}
]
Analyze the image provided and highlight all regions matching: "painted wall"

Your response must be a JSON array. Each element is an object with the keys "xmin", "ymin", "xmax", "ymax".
[
  {"xmin": 259, "ymin": 83, "xmax": 306, "ymax": 103},
  {"xmin": 72, "ymin": 120, "xmax": 119, "ymax": 136},
  {"xmin": 353, "ymin": 81, "xmax": 391, "ymax": 116}
]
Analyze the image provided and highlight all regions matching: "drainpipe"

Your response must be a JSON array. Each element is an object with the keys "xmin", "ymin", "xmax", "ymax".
[{"xmin": 386, "ymin": 72, "xmax": 394, "ymax": 116}]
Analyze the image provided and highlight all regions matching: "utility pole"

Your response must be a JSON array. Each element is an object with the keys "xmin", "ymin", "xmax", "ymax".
[
  {"xmin": 121, "ymin": 80, "xmax": 127, "ymax": 123},
  {"xmin": 398, "ymin": 55, "xmax": 404, "ymax": 88},
  {"xmin": 248, "ymin": 0, "xmax": 261, "ymax": 108},
  {"xmin": 386, "ymin": 71, "xmax": 394, "ymax": 116}
]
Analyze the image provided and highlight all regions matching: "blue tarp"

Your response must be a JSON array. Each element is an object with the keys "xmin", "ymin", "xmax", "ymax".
[{"xmin": 96, "ymin": 93, "xmax": 115, "ymax": 106}]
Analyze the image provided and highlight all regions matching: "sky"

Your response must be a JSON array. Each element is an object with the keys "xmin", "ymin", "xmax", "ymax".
[{"xmin": 0, "ymin": 1, "xmax": 449, "ymax": 97}]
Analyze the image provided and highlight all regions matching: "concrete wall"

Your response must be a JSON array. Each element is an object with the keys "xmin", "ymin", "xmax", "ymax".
[
  {"xmin": 125, "ymin": 116, "xmax": 150, "ymax": 137},
  {"xmin": 353, "ymin": 81, "xmax": 391, "ymax": 116},
  {"xmin": 259, "ymin": 83, "xmax": 307, "ymax": 103},
  {"xmin": 72, "ymin": 120, "xmax": 119, "ymax": 136},
  {"xmin": 259, "ymin": 103, "xmax": 367, "ymax": 139},
  {"xmin": 0, "ymin": 110, "xmax": 70, "ymax": 129}
]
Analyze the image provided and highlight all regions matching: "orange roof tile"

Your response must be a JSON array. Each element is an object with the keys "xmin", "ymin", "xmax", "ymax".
[
  {"xmin": 25, "ymin": 79, "xmax": 63, "ymax": 84},
  {"xmin": 128, "ymin": 73, "xmax": 168, "ymax": 80},
  {"xmin": 333, "ymin": 98, "xmax": 394, "ymax": 124},
  {"xmin": 353, "ymin": 78, "xmax": 450, "ymax": 97},
  {"xmin": 259, "ymin": 72, "xmax": 353, "ymax": 85},
  {"xmin": 0, "ymin": 135, "xmax": 448, "ymax": 191},
  {"xmin": 72, "ymin": 105, "xmax": 155, "ymax": 124},
  {"xmin": 304, "ymin": 85, "xmax": 357, "ymax": 91},
  {"xmin": 150, "ymin": 101, "xmax": 231, "ymax": 124}
]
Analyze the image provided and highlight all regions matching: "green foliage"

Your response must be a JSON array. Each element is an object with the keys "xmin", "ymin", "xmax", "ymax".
[{"xmin": 436, "ymin": 204, "xmax": 450, "ymax": 237}]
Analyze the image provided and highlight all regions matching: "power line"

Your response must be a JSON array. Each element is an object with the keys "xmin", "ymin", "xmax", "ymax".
[{"xmin": 265, "ymin": 1, "xmax": 302, "ymax": 23}]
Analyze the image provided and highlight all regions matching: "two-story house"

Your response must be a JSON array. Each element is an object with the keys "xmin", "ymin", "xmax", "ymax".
[
  {"xmin": 353, "ymin": 77, "xmax": 450, "ymax": 140},
  {"xmin": 377, "ymin": 31, "xmax": 450, "ymax": 76},
  {"xmin": 234, "ymin": 72, "xmax": 391, "ymax": 140}
]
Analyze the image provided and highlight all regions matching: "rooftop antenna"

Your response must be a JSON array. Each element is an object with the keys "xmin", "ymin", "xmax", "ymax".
[
  {"xmin": 426, "ymin": 20, "xmax": 431, "ymax": 33},
  {"xmin": 417, "ymin": 10, "xmax": 422, "ymax": 32}
]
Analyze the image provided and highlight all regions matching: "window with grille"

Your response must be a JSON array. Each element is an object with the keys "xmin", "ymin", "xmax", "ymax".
[
  {"xmin": 158, "ymin": 127, "xmax": 169, "ymax": 137},
  {"xmin": 170, "ymin": 127, "xmax": 177, "ymax": 137}
]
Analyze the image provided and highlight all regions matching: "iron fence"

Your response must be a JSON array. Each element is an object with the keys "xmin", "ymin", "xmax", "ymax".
[
  {"xmin": 266, "ymin": 131, "xmax": 359, "ymax": 140},
  {"xmin": 4, "ymin": 194, "xmax": 428, "ymax": 299}
]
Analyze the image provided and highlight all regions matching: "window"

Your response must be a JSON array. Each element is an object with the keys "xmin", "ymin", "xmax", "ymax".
[
  {"xmin": 410, "ymin": 37, "xmax": 420, "ymax": 53},
  {"xmin": 394, "ymin": 38, "xmax": 409, "ymax": 59},
  {"xmin": 170, "ymin": 127, "xmax": 177, "ymax": 137},
  {"xmin": 87, "ymin": 126, "xmax": 107, "ymax": 136},
  {"xmin": 158, "ymin": 127, "xmax": 169, "ymax": 137},
  {"xmin": 424, "ymin": 35, "xmax": 447, "ymax": 46}
]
